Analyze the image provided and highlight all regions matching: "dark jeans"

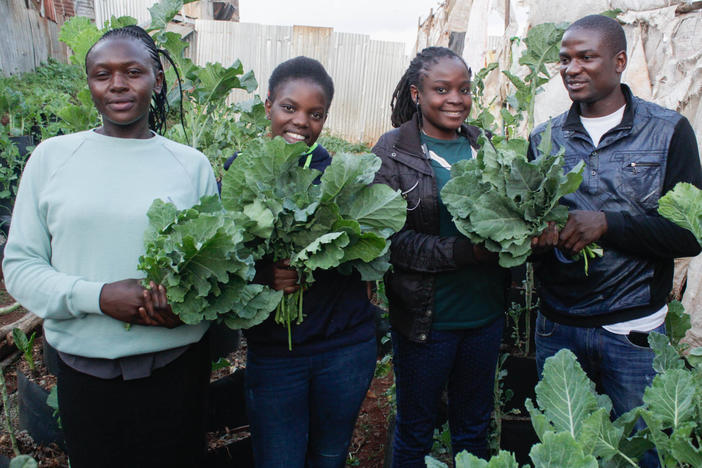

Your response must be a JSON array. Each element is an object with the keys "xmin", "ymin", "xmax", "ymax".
[
  {"xmin": 56, "ymin": 336, "xmax": 210, "ymax": 468},
  {"xmin": 535, "ymin": 312, "xmax": 662, "ymax": 468},
  {"xmin": 391, "ymin": 318, "xmax": 504, "ymax": 467},
  {"xmin": 245, "ymin": 337, "xmax": 376, "ymax": 468}
]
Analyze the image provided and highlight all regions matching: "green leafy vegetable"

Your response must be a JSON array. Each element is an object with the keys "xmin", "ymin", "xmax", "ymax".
[
  {"xmin": 441, "ymin": 122, "xmax": 585, "ymax": 268},
  {"xmin": 12, "ymin": 328, "xmax": 36, "ymax": 372},
  {"xmin": 138, "ymin": 195, "xmax": 282, "ymax": 328},
  {"xmin": 434, "ymin": 301, "xmax": 702, "ymax": 468},
  {"xmin": 221, "ymin": 137, "xmax": 406, "ymax": 348},
  {"xmin": 658, "ymin": 182, "xmax": 702, "ymax": 245}
]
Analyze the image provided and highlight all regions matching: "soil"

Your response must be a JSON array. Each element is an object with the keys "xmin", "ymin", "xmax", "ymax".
[{"xmin": 0, "ymin": 282, "xmax": 396, "ymax": 467}]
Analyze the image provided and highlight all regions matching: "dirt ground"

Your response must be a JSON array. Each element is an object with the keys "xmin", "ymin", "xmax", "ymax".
[{"xmin": 0, "ymin": 283, "xmax": 395, "ymax": 467}]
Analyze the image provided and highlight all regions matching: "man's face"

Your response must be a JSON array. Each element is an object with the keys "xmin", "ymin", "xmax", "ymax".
[{"xmin": 559, "ymin": 28, "xmax": 626, "ymax": 113}]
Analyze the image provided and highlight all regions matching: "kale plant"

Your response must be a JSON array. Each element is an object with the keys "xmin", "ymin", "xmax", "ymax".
[
  {"xmin": 441, "ymin": 123, "xmax": 585, "ymax": 268},
  {"xmin": 221, "ymin": 137, "xmax": 406, "ymax": 347},
  {"xmin": 138, "ymin": 195, "xmax": 282, "ymax": 329}
]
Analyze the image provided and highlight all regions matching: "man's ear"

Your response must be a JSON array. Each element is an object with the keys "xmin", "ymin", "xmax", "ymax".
[{"xmin": 615, "ymin": 50, "xmax": 627, "ymax": 74}]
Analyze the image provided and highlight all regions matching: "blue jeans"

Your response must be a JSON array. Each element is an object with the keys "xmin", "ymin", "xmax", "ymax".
[
  {"xmin": 535, "ymin": 312, "xmax": 662, "ymax": 468},
  {"xmin": 245, "ymin": 338, "xmax": 376, "ymax": 468},
  {"xmin": 391, "ymin": 318, "xmax": 504, "ymax": 467}
]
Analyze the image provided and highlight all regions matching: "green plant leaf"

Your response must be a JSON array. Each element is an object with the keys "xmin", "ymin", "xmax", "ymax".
[
  {"xmin": 686, "ymin": 346, "xmax": 702, "ymax": 369},
  {"xmin": 526, "ymin": 397, "xmax": 553, "ymax": 441},
  {"xmin": 341, "ymin": 183, "xmax": 407, "ymax": 237},
  {"xmin": 59, "ymin": 16, "xmax": 102, "ymax": 67},
  {"xmin": 658, "ymin": 182, "xmax": 702, "ymax": 244},
  {"xmin": 643, "ymin": 369, "xmax": 696, "ymax": 431},
  {"xmin": 579, "ymin": 408, "xmax": 640, "ymax": 466},
  {"xmin": 12, "ymin": 328, "xmax": 29, "ymax": 353},
  {"xmin": 529, "ymin": 431, "xmax": 598, "ymax": 468},
  {"xmin": 9, "ymin": 455, "xmax": 38, "ymax": 468},
  {"xmin": 665, "ymin": 300, "xmax": 691, "ymax": 348},
  {"xmin": 424, "ymin": 456, "xmax": 449, "ymax": 468},
  {"xmin": 534, "ymin": 349, "xmax": 599, "ymax": 438},
  {"xmin": 452, "ymin": 450, "xmax": 520, "ymax": 468},
  {"xmin": 648, "ymin": 331, "xmax": 685, "ymax": 373},
  {"xmin": 669, "ymin": 422, "xmax": 702, "ymax": 466},
  {"xmin": 147, "ymin": 0, "xmax": 184, "ymax": 32}
]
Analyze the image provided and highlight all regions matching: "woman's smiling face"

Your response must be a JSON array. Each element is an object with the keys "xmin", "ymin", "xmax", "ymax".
[
  {"xmin": 411, "ymin": 56, "xmax": 472, "ymax": 140},
  {"xmin": 265, "ymin": 79, "xmax": 329, "ymax": 147}
]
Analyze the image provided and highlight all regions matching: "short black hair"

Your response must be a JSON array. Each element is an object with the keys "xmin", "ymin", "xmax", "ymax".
[
  {"xmin": 268, "ymin": 56, "xmax": 334, "ymax": 109},
  {"xmin": 567, "ymin": 15, "xmax": 627, "ymax": 56},
  {"xmin": 390, "ymin": 47, "xmax": 470, "ymax": 128}
]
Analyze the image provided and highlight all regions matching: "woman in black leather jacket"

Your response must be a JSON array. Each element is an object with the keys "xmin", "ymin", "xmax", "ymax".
[{"xmin": 372, "ymin": 47, "xmax": 508, "ymax": 466}]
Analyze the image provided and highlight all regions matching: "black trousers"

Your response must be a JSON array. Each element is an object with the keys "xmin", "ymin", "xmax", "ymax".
[{"xmin": 56, "ymin": 335, "xmax": 211, "ymax": 468}]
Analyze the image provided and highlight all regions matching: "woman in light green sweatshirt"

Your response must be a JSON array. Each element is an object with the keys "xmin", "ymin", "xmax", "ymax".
[{"xmin": 2, "ymin": 26, "xmax": 216, "ymax": 467}]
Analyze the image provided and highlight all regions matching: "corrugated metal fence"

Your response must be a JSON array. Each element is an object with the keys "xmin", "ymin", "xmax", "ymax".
[{"xmin": 94, "ymin": 1, "xmax": 409, "ymax": 143}]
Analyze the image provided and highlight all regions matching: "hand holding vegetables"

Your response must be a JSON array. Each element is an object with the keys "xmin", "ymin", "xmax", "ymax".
[
  {"xmin": 140, "ymin": 282, "xmax": 182, "ymax": 329},
  {"xmin": 99, "ymin": 279, "xmax": 179, "ymax": 327},
  {"xmin": 271, "ymin": 260, "xmax": 301, "ymax": 294},
  {"xmin": 558, "ymin": 210, "xmax": 607, "ymax": 254}
]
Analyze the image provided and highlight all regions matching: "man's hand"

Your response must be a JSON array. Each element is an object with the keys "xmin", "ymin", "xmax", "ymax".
[
  {"xmin": 531, "ymin": 221, "xmax": 559, "ymax": 254},
  {"xmin": 558, "ymin": 210, "xmax": 607, "ymax": 255},
  {"xmin": 272, "ymin": 259, "xmax": 300, "ymax": 295}
]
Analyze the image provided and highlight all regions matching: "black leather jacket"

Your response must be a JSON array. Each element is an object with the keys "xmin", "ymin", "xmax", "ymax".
[
  {"xmin": 529, "ymin": 85, "xmax": 702, "ymax": 326},
  {"xmin": 372, "ymin": 114, "xmax": 488, "ymax": 342}
]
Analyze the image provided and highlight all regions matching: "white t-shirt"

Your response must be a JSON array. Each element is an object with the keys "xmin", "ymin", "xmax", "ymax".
[
  {"xmin": 580, "ymin": 104, "xmax": 626, "ymax": 147},
  {"xmin": 579, "ymin": 106, "xmax": 666, "ymax": 335}
]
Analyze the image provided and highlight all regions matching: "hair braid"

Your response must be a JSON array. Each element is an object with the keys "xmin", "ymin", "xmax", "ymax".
[{"xmin": 390, "ymin": 47, "xmax": 470, "ymax": 128}]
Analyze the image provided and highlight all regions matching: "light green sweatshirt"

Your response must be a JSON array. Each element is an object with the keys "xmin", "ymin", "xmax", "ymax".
[{"xmin": 2, "ymin": 130, "xmax": 218, "ymax": 359}]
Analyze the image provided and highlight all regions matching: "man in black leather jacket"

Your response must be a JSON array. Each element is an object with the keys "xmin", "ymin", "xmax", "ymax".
[{"xmin": 530, "ymin": 15, "xmax": 701, "ymax": 467}]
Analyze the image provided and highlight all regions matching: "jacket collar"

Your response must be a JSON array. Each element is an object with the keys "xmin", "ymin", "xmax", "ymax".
[
  {"xmin": 563, "ymin": 84, "xmax": 635, "ymax": 133},
  {"xmin": 393, "ymin": 113, "xmax": 483, "ymax": 157}
]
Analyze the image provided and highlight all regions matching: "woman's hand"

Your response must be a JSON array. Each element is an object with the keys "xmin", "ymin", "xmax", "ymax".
[
  {"xmin": 272, "ymin": 259, "xmax": 300, "ymax": 295},
  {"xmin": 99, "ymin": 279, "xmax": 181, "ymax": 327},
  {"xmin": 531, "ymin": 221, "xmax": 559, "ymax": 254},
  {"xmin": 140, "ymin": 281, "xmax": 182, "ymax": 328},
  {"xmin": 472, "ymin": 244, "xmax": 499, "ymax": 264},
  {"xmin": 99, "ymin": 279, "xmax": 157, "ymax": 326}
]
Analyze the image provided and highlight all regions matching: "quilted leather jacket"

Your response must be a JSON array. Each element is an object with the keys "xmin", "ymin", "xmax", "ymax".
[{"xmin": 372, "ymin": 114, "xmax": 489, "ymax": 342}]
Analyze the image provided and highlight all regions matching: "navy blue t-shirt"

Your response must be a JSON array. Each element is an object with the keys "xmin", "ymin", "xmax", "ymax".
[{"xmin": 223, "ymin": 145, "xmax": 376, "ymax": 356}]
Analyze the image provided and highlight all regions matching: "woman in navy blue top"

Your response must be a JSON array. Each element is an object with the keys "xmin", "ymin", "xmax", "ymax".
[{"xmin": 238, "ymin": 56, "xmax": 377, "ymax": 468}]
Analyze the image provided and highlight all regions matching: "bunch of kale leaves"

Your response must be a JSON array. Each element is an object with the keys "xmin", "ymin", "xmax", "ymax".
[
  {"xmin": 219, "ymin": 137, "xmax": 406, "ymax": 345},
  {"xmin": 138, "ymin": 195, "xmax": 283, "ymax": 329},
  {"xmin": 441, "ymin": 123, "xmax": 585, "ymax": 268}
]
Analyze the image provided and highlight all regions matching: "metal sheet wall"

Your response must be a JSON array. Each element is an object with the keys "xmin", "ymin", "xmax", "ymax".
[
  {"xmin": 92, "ymin": 2, "xmax": 410, "ymax": 143},
  {"xmin": 193, "ymin": 20, "xmax": 409, "ymax": 144},
  {"xmin": 94, "ymin": 0, "xmax": 154, "ymax": 26},
  {"xmin": 0, "ymin": 1, "xmax": 65, "ymax": 76}
]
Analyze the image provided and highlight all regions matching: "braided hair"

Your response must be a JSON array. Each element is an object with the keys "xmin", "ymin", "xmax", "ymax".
[
  {"xmin": 390, "ymin": 47, "xmax": 470, "ymax": 128},
  {"xmin": 85, "ymin": 25, "xmax": 185, "ymax": 136}
]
